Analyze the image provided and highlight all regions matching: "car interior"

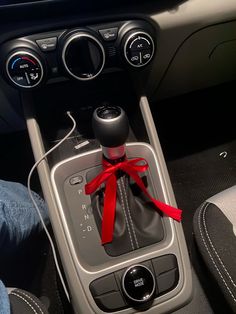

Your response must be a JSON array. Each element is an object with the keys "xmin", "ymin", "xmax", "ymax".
[{"xmin": 0, "ymin": 0, "xmax": 236, "ymax": 313}]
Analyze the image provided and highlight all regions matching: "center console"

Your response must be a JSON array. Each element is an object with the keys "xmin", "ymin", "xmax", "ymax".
[{"xmin": 0, "ymin": 17, "xmax": 192, "ymax": 314}]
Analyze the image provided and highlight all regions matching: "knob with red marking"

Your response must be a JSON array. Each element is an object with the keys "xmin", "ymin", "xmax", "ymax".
[{"xmin": 6, "ymin": 50, "xmax": 44, "ymax": 89}]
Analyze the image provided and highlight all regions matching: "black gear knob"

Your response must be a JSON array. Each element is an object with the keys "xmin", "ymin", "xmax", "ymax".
[{"xmin": 92, "ymin": 106, "xmax": 129, "ymax": 160}]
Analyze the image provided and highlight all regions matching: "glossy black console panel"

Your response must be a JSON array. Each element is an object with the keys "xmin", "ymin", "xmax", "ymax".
[{"xmin": 90, "ymin": 254, "xmax": 179, "ymax": 312}]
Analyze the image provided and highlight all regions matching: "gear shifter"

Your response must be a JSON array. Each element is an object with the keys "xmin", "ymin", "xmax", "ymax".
[
  {"xmin": 92, "ymin": 106, "xmax": 129, "ymax": 160},
  {"xmin": 87, "ymin": 105, "xmax": 164, "ymax": 256}
]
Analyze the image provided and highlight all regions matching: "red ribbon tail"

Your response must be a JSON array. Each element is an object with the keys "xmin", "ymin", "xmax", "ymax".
[
  {"xmin": 151, "ymin": 199, "xmax": 182, "ymax": 221},
  {"xmin": 101, "ymin": 174, "xmax": 117, "ymax": 245},
  {"xmin": 124, "ymin": 167, "xmax": 182, "ymax": 221}
]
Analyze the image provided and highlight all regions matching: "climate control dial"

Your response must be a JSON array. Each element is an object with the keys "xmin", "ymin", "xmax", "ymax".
[
  {"xmin": 6, "ymin": 51, "xmax": 44, "ymax": 89},
  {"xmin": 123, "ymin": 31, "xmax": 155, "ymax": 67}
]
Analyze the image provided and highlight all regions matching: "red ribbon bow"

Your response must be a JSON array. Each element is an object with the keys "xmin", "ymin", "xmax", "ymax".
[{"xmin": 85, "ymin": 157, "xmax": 182, "ymax": 244}]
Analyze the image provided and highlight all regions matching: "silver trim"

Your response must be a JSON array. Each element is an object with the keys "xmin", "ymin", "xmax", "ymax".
[
  {"xmin": 94, "ymin": 106, "xmax": 123, "ymax": 123},
  {"xmin": 6, "ymin": 50, "xmax": 44, "ymax": 89},
  {"xmin": 122, "ymin": 264, "xmax": 156, "ymax": 303},
  {"xmin": 62, "ymin": 33, "xmax": 106, "ymax": 81},
  {"xmin": 124, "ymin": 31, "xmax": 155, "ymax": 68}
]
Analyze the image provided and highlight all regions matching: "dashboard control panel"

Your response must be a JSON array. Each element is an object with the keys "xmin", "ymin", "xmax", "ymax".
[{"xmin": 0, "ymin": 20, "xmax": 156, "ymax": 89}]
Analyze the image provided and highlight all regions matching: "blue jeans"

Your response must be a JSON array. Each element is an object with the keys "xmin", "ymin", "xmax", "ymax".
[
  {"xmin": 0, "ymin": 281, "xmax": 10, "ymax": 314},
  {"xmin": 0, "ymin": 179, "xmax": 49, "ymax": 314}
]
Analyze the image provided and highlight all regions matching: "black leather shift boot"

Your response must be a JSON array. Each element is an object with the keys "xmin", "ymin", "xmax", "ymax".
[{"xmin": 87, "ymin": 169, "xmax": 164, "ymax": 257}]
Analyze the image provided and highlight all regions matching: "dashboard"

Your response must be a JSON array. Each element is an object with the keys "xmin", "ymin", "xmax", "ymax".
[
  {"xmin": 1, "ymin": 20, "xmax": 156, "ymax": 89},
  {"xmin": 0, "ymin": 0, "xmax": 235, "ymax": 100}
]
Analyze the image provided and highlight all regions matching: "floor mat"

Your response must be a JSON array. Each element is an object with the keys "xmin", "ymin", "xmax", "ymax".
[
  {"xmin": 167, "ymin": 140, "xmax": 236, "ymax": 314},
  {"xmin": 167, "ymin": 140, "xmax": 236, "ymax": 251}
]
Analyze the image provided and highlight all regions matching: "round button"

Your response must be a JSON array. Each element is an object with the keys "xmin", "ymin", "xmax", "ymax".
[
  {"xmin": 122, "ymin": 264, "xmax": 156, "ymax": 303},
  {"xmin": 124, "ymin": 31, "xmax": 155, "ymax": 68},
  {"xmin": 6, "ymin": 51, "xmax": 44, "ymax": 89},
  {"xmin": 62, "ymin": 33, "xmax": 105, "ymax": 81}
]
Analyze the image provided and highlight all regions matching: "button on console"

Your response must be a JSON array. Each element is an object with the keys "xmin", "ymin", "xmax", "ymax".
[
  {"xmin": 36, "ymin": 37, "xmax": 57, "ymax": 52},
  {"xmin": 122, "ymin": 264, "xmax": 155, "ymax": 304},
  {"xmin": 90, "ymin": 274, "xmax": 127, "ymax": 311},
  {"xmin": 94, "ymin": 291, "xmax": 127, "ymax": 312},
  {"xmin": 90, "ymin": 273, "xmax": 118, "ymax": 296},
  {"xmin": 152, "ymin": 254, "xmax": 177, "ymax": 276},
  {"xmin": 152, "ymin": 254, "xmax": 179, "ymax": 295},
  {"xmin": 69, "ymin": 175, "xmax": 83, "ymax": 185},
  {"xmin": 157, "ymin": 268, "xmax": 179, "ymax": 294},
  {"xmin": 99, "ymin": 27, "xmax": 118, "ymax": 41}
]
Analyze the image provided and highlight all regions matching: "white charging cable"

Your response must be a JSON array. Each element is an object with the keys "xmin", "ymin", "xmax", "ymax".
[{"xmin": 27, "ymin": 111, "xmax": 77, "ymax": 302}]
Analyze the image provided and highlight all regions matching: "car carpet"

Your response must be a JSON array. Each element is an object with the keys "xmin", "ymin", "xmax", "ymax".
[{"xmin": 167, "ymin": 140, "xmax": 236, "ymax": 314}]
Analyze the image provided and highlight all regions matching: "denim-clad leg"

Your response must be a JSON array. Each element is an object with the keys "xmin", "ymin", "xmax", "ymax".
[
  {"xmin": 0, "ymin": 179, "xmax": 49, "ymax": 252},
  {"xmin": 0, "ymin": 179, "xmax": 49, "ymax": 313},
  {"xmin": 0, "ymin": 280, "xmax": 10, "ymax": 314}
]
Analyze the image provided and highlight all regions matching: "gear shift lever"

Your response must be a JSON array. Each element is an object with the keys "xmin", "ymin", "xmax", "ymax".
[
  {"xmin": 87, "ymin": 105, "xmax": 164, "ymax": 256},
  {"xmin": 92, "ymin": 106, "xmax": 129, "ymax": 160}
]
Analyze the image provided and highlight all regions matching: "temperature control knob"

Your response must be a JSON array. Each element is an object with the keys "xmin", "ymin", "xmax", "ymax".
[
  {"xmin": 123, "ymin": 31, "xmax": 155, "ymax": 67},
  {"xmin": 6, "ymin": 51, "xmax": 44, "ymax": 89}
]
